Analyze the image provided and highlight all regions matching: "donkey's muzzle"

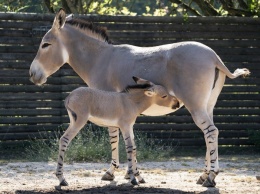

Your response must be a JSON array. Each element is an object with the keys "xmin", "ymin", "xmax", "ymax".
[
  {"xmin": 29, "ymin": 70, "xmax": 46, "ymax": 85},
  {"xmin": 29, "ymin": 69, "xmax": 34, "ymax": 79}
]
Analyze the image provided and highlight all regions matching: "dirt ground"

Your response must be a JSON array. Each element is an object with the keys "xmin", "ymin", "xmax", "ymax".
[{"xmin": 0, "ymin": 156, "xmax": 259, "ymax": 194}]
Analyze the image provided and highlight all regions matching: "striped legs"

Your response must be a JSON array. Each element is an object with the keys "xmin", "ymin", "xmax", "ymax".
[
  {"xmin": 55, "ymin": 111, "xmax": 86, "ymax": 188},
  {"xmin": 191, "ymin": 110, "xmax": 219, "ymax": 187},
  {"xmin": 56, "ymin": 134, "xmax": 70, "ymax": 187},
  {"xmin": 102, "ymin": 127, "xmax": 145, "ymax": 185},
  {"xmin": 121, "ymin": 126, "xmax": 144, "ymax": 185},
  {"xmin": 102, "ymin": 127, "xmax": 120, "ymax": 181}
]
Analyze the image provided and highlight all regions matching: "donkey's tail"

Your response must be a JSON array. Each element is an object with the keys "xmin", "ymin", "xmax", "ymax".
[{"xmin": 215, "ymin": 55, "xmax": 250, "ymax": 79}]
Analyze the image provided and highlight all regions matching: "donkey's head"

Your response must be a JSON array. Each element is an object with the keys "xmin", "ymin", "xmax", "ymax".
[
  {"xmin": 127, "ymin": 77, "xmax": 180, "ymax": 110},
  {"xmin": 29, "ymin": 8, "xmax": 68, "ymax": 85}
]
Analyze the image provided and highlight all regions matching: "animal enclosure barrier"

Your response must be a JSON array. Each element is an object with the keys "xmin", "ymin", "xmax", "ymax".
[{"xmin": 0, "ymin": 13, "xmax": 259, "ymax": 147}]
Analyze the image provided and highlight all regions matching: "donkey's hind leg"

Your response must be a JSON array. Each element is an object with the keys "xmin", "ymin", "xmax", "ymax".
[
  {"xmin": 191, "ymin": 109, "xmax": 219, "ymax": 187},
  {"xmin": 55, "ymin": 111, "xmax": 87, "ymax": 188},
  {"xmin": 101, "ymin": 127, "xmax": 120, "ymax": 181},
  {"xmin": 196, "ymin": 71, "xmax": 225, "ymax": 187}
]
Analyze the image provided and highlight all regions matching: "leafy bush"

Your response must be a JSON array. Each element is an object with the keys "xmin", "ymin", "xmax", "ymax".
[{"xmin": 25, "ymin": 124, "xmax": 177, "ymax": 163}]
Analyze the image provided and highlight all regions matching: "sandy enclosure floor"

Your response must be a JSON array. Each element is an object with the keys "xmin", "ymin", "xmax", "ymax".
[{"xmin": 0, "ymin": 156, "xmax": 259, "ymax": 194}]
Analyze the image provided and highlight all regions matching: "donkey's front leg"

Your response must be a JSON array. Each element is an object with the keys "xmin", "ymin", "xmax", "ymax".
[{"xmin": 102, "ymin": 127, "xmax": 120, "ymax": 181}]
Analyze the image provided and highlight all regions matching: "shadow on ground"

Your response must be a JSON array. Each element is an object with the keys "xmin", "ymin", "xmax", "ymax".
[{"xmin": 15, "ymin": 183, "xmax": 220, "ymax": 194}]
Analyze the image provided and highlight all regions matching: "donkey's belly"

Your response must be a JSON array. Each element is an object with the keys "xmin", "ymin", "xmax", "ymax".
[{"xmin": 141, "ymin": 103, "xmax": 183, "ymax": 116}]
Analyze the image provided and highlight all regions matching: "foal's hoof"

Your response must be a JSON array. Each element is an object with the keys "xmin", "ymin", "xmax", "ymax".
[
  {"xmin": 124, "ymin": 173, "xmax": 130, "ymax": 179},
  {"xmin": 55, "ymin": 179, "xmax": 68, "ymax": 190},
  {"xmin": 101, "ymin": 172, "xmax": 115, "ymax": 181},
  {"xmin": 139, "ymin": 178, "xmax": 146, "ymax": 184},
  {"xmin": 131, "ymin": 178, "xmax": 139, "ymax": 186},
  {"xmin": 60, "ymin": 179, "xmax": 69, "ymax": 186},
  {"xmin": 196, "ymin": 177, "xmax": 205, "ymax": 185},
  {"xmin": 55, "ymin": 185, "xmax": 62, "ymax": 191},
  {"xmin": 202, "ymin": 178, "xmax": 216, "ymax": 187}
]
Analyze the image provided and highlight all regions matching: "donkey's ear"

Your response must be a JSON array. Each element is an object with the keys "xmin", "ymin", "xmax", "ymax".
[
  {"xmin": 132, "ymin": 76, "xmax": 154, "ymax": 85},
  {"xmin": 53, "ymin": 8, "xmax": 66, "ymax": 29},
  {"xmin": 66, "ymin": 14, "xmax": 74, "ymax": 21}
]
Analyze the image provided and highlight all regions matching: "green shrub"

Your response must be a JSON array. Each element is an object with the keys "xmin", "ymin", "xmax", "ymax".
[{"xmin": 25, "ymin": 124, "xmax": 177, "ymax": 163}]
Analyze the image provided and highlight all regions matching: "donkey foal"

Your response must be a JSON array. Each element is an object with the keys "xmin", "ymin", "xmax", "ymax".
[{"xmin": 56, "ymin": 77, "xmax": 179, "ymax": 187}]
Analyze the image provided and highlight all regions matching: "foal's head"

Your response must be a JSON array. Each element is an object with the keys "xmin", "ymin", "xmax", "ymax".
[{"xmin": 125, "ymin": 77, "xmax": 180, "ymax": 110}]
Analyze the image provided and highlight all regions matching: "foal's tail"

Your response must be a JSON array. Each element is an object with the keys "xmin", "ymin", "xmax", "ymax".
[
  {"xmin": 215, "ymin": 55, "xmax": 250, "ymax": 79},
  {"xmin": 64, "ymin": 96, "xmax": 78, "ymax": 122}
]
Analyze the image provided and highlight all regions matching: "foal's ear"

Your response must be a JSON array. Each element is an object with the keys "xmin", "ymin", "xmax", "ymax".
[
  {"xmin": 144, "ymin": 89, "xmax": 155, "ymax": 97},
  {"xmin": 132, "ymin": 76, "xmax": 140, "ymax": 83},
  {"xmin": 53, "ymin": 8, "xmax": 66, "ymax": 29}
]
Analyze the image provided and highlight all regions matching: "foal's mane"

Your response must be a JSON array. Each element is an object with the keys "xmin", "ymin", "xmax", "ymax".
[
  {"xmin": 122, "ymin": 83, "xmax": 152, "ymax": 93},
  {"xmin": 66, "ymin": 18, "xmax": 111, "ymax": 44}
]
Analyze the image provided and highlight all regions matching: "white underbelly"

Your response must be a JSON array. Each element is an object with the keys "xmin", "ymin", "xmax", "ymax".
[
  {"xmin": 141, "ymin": 103, "xmax": 184, "ymax": 116},
  {"xmin": 89, "ymin": 116, "xmax": 119, "ymax": 128}
]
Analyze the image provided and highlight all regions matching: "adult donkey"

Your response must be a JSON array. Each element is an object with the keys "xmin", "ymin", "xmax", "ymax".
[{"xmin": 30, "ymin": 9, "xmax": 249, "ymax": 187}]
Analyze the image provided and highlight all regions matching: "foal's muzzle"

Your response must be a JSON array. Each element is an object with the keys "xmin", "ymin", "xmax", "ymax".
[{"xmin": 172, "ymin": 101, "xmax": 180, "ymax": 109}]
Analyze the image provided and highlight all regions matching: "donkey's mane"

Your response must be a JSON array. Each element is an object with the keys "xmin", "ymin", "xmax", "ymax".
[
  {"xmin": 122, "ymin": 83, "xmax": 152, "ymax": 93},
  {"xmin": 66, "ymin": 18, "xmax": 111, "ymax": 44}
]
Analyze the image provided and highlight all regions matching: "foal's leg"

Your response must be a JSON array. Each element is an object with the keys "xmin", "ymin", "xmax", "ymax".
[
  {"xmin": 55, "ymin": 113, "xmax": 87, "ymax": 187},
  {"xmin": 191, "ymin": 109, "xmax": 219, "ymax": 187},
  {"xmin": 130, "ymin": 130, "xmax": 145, "ymax": 184},
  {"xmin": 120, "ymin": 126, "xmax": 144, "ymax": 185},
  {"xmin": 102, "ymin": 127, "xmax": 120, "ymax": 181}
]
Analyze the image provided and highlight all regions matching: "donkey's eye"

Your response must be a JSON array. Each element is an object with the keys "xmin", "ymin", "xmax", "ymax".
[
  {"xmin": 42, "ymin": 43, "xmax": 51, "ymax": 49},
  {"xmin": 162, "ymin": 95, "xmax": 168, "ymax": 98}
]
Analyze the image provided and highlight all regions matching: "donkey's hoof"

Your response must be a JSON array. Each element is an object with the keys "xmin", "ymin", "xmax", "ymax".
[
  {"xmin": 101, "ymin": 172, "xmax": 115, "ymax": 181},
  {"xmin": 196, "ymin": 177, "xmax": 205, "ymax": 185},
  {"xmin": 124, "ymin": 173, "xmax": 130, "ymax": 179},
  {"xmin": 131, "ymin": 178, "xmax": 139, "ymax": 186},
  {"xmin": 139, "ymin": 178, "xmax": 146, "ymax": 184},
  {"xmin": 202, "ymin": 178, "xmax": 216, "ymax": 187},
  {"xmin": 60, "ymin": 179, "xmax": 69, "ymax": 186}
]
